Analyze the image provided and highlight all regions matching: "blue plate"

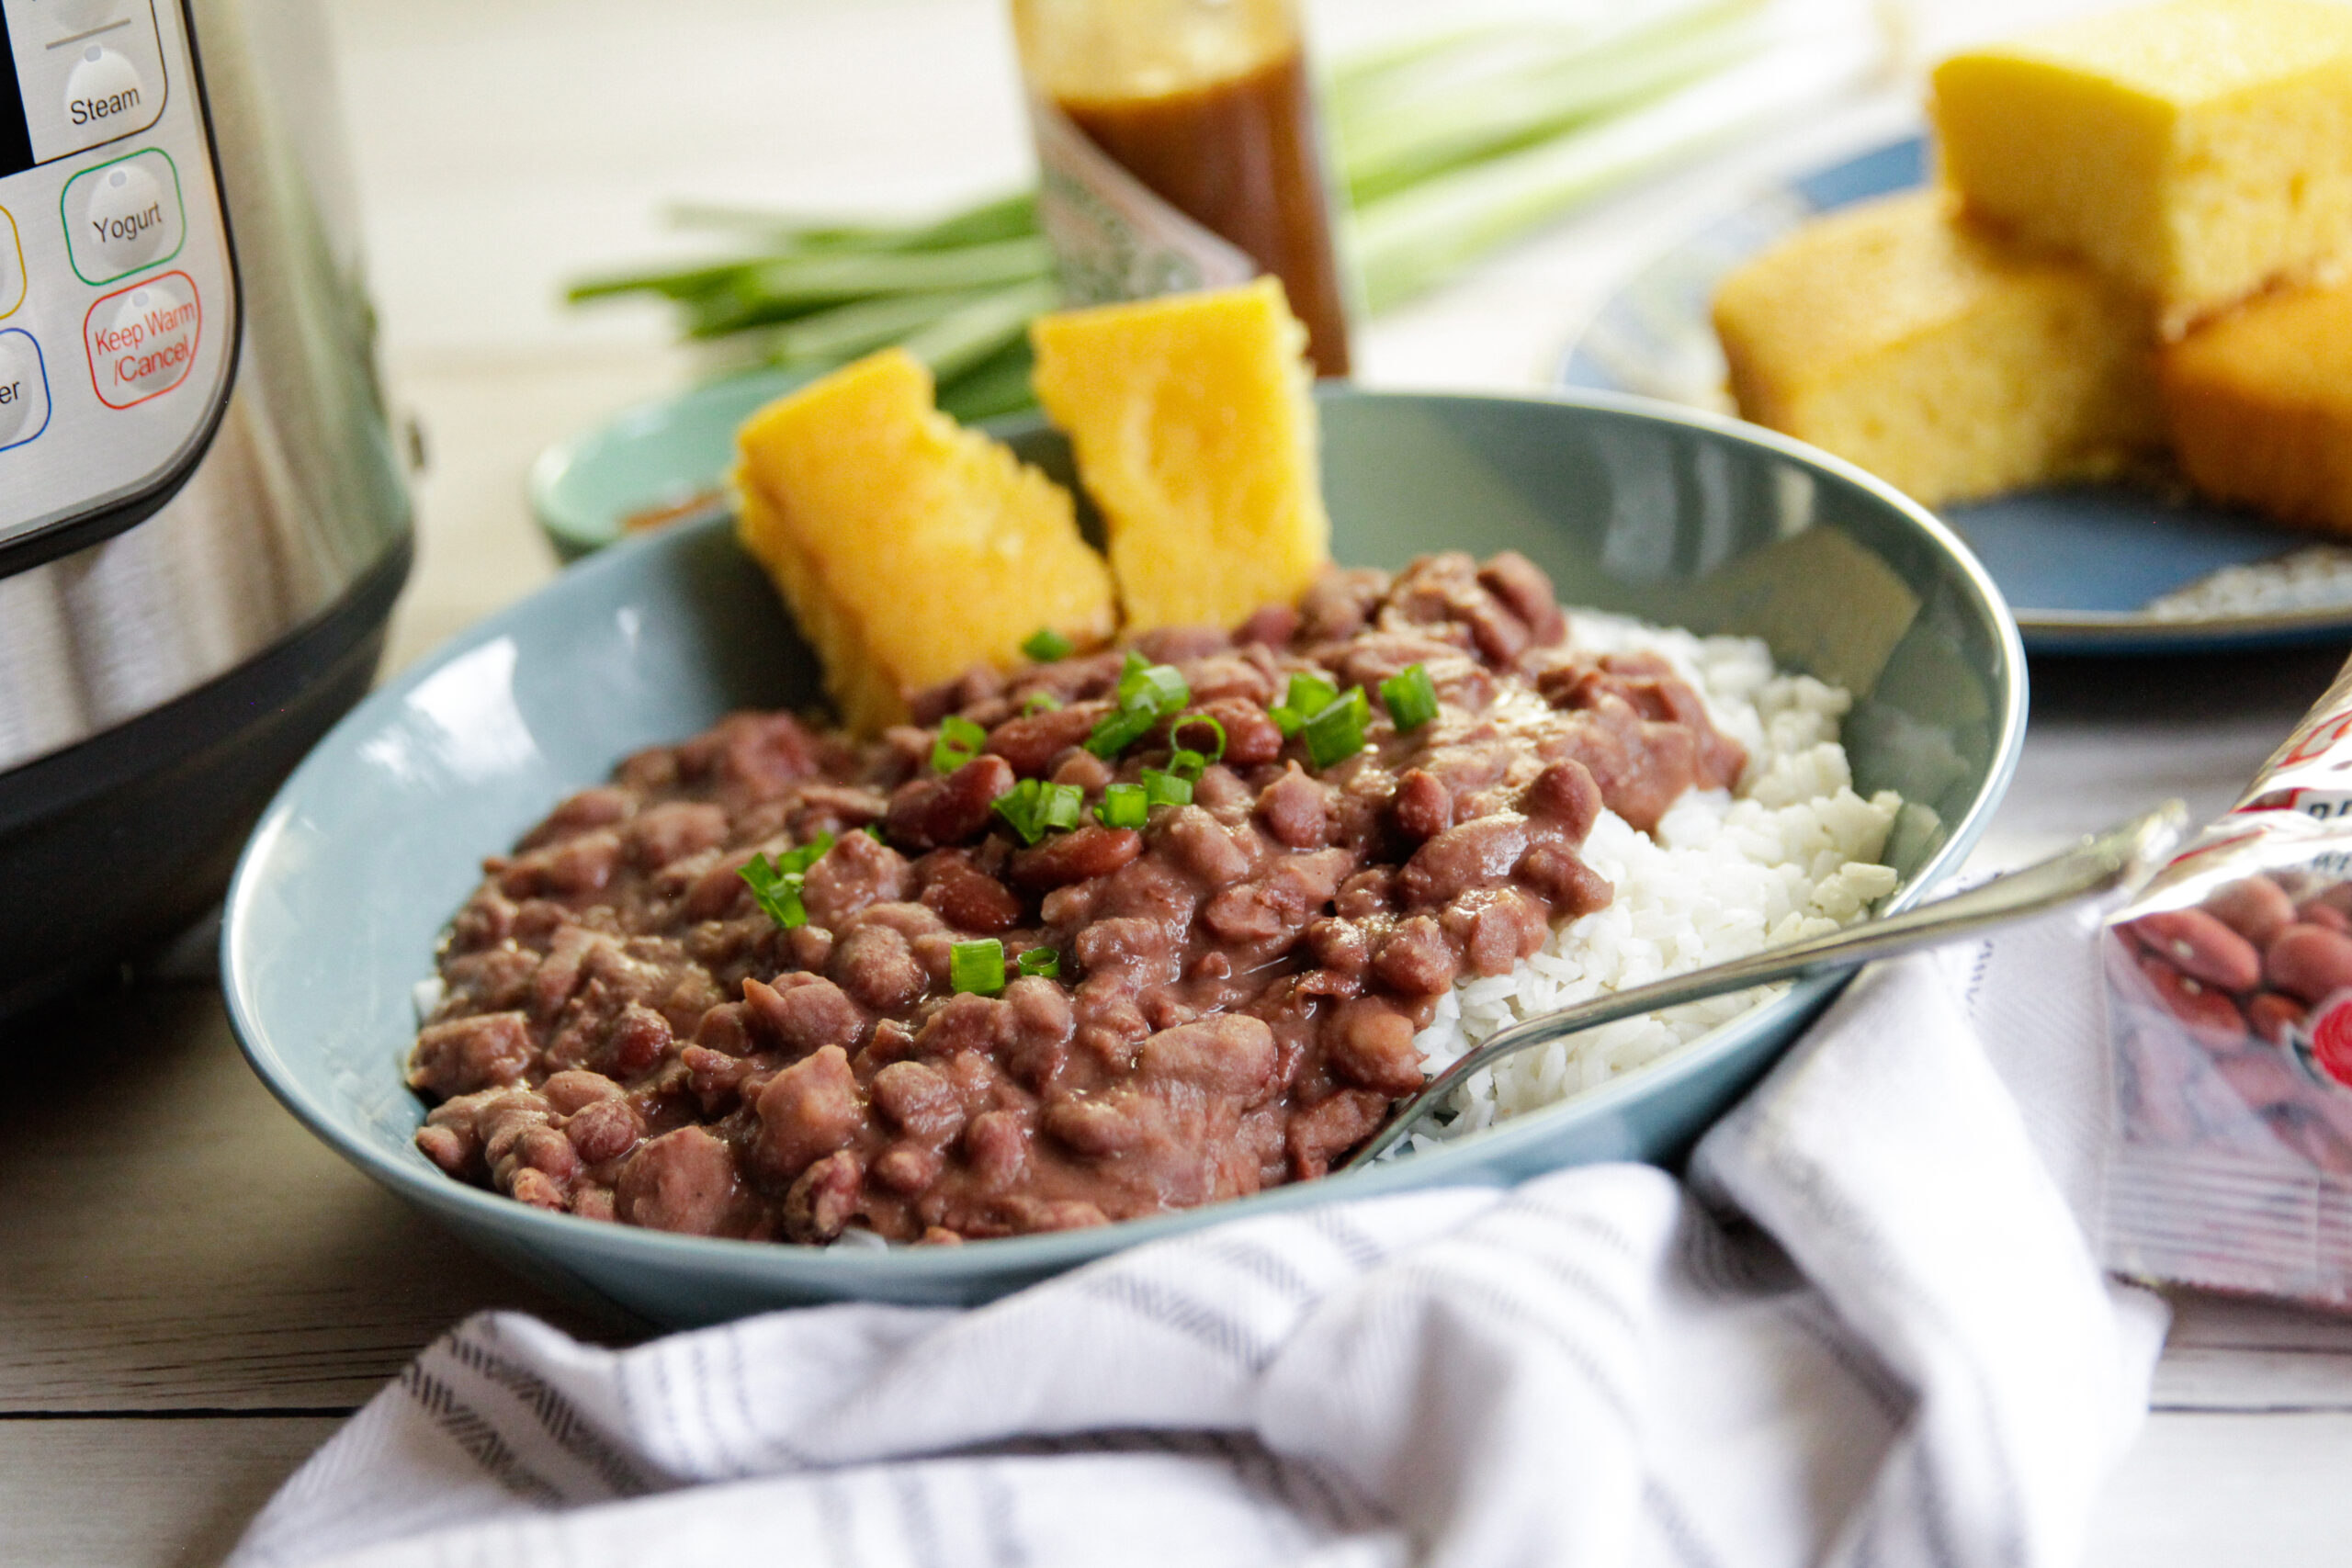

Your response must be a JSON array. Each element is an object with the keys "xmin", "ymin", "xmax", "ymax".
[
  {"xmin": 1561, "ymin": 136, "xmax": 2352, "ymax": 656},
  {"xmin": 230, "ymin": 389, "xmax": 2023, "ymax": 1325}
]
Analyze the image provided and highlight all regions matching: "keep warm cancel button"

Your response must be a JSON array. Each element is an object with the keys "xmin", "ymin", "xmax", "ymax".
[{"xmin": 85, "ymin": 271, "xmax": 200, "ymax": 409}]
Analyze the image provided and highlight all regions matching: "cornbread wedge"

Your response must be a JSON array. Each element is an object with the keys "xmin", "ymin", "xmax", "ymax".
[
  {"xmin": 734, "ymin": 348, "xmax": 1116, "ymax": 732},
  {"xmin": 2162, "ymin": 277, "xmax": 2352, "ymax": 535},
  {"xmin": 1713, "ymin": 191, "xmax": 2162, "ymax": 506},
  {"xmin": 1030, "ymin": 278, "xmax": 1329, "ymax": 631},
  {"xmin": 1932, "ymin": 0, "xmax": 2352, "ymax": 336}
]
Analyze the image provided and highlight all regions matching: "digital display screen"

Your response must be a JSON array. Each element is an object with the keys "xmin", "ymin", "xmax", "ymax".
[{"xmin": 0, "ymin": 7, "xmax": 30, "ymax": 179}]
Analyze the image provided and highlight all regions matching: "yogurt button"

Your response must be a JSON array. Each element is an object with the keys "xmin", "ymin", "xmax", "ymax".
[
  {"xmin": 0, "ymin": 333, "xmax": 46, "ymax": 448},
  {"xmin": 74, "ymin": 157, "xmax": 174, "ymax": 277},
  {"xmin": 65, "ymin": 46, "xmax": 147, "ymax": 134}
]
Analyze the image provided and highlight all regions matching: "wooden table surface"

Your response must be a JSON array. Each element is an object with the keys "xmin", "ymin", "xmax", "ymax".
[{"xmin": 10, "ymin": 0, "xmax": 2352, "ymax": 1562}]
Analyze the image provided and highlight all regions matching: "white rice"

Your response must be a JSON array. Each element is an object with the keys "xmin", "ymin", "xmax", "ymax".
[{"xmin": 1407, "ymin": 610, "xmax": 1904, "ymax": 1145}]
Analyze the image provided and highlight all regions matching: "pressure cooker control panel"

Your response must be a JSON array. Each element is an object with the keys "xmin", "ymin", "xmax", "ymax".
[{"xmin": 0, "ymin": 0, "xmax": 236, "ymax": 572}]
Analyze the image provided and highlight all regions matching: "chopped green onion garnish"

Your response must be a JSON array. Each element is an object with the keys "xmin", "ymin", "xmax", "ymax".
[
  {"xmin": 1020, "ymin": 690, "xmax": 1063, "ymax": 716},
  {"xmin": 1171, "ymin": 712, "xmax": 1227, "ymax": 764},
  {"xmin": 1270, "ymin": 705, "xmax": 1304, "ymax": 738},
  {"xmin": 1284, "ymin": 671, "xmax": 1338, "ymax": 716},
  {"xmin": 1022, "ymin": 626, "xmax": 1074, "ymax": 662},
  {"xmin": 738, "ymin": 852, "xmax": 805, "ymax": 929},
  {"xmin": 1379, "ymin": 663, "xmax": 1440, "ymax": 732},
  {"xmin": 990, "ymin": 778, "xmax": 1045, "ymax": 843},
  {"xmin": 1016, "ymin": 946, "xmax": 1061, "ymax": 979},
  {"xmin": 951, "ymin": 938, "xmax": 1006, "ymax": 996},
  {"xmin": 737, "ymin": 830, "xmax": 835, "ymax": 930},
  {"xmin": 1039, "ymin": 781, "xmax": 1084, "ymax": 832},
  {"xmin": 1142, "ymin": 767, "xmax": 1194, "ymax": 807},
  {"xmin": 865, "ymin": 824, "xmax": 887, "ymax": 841},
  {"xmin": 1168, "ymin": 748, "xmax": 1208, "ymax": 784},
  {"xmin": 1304, "ymin": 689, "xmax": 1372, "ymax": 770},
  {"xmin": 1117, "ymin": 656, "xmax": 1190, "ymax": 717},
  {"xmin": 932, "ymin": 714, "xmax": 987, "ymax": 773},
  {"xmin": 1096, "ymin": 782, "xmax": 1148, "ymax": 828},
  {"xmin": 1084, "ymin": 705, "xmax": 1158, "ymax": 759}
]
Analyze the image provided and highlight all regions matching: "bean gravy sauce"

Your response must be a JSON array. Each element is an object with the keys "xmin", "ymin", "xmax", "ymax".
[{"xmin": 409, "ymin": 552, "xmax": 1745, "ymax": 1244}]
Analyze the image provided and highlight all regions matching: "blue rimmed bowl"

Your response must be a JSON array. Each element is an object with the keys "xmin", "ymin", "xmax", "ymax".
[{"xmin": 225, "ymin": 388, "xmax": 2025, "ymax": 1325}]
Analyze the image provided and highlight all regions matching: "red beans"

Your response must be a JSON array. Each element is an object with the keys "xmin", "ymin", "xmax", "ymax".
[
  {"xmin": 2203, "ymin": 876, "xmax": 2297, "ymax": 946},
  {"xmin": 886, "ymin": 754, "xmax": 1016, "ymax": 850},
  {"xmin": 2124, "ymin": 908, "xmax": 2263, "ymax": 992},
  {"xmin": 2136, "ymin": 954, "xmax": 2247, "ymax": 1045},
  {"xmin": 2267, "ymin": 922, "xmax": 2352, "ymax": 1004}
]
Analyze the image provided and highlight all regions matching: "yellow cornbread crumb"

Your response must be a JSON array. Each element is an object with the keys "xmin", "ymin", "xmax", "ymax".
[
  {"xmin": 734, "ymin": 347, "xmax": 1117, "ymax": 733},
  {"xmin": 1030, "ymin": 278, "xmax": 1329, "ymax": 632},
  {"xmin": 1712, "ymin": 191, "xmax": 2162, "ymax": 506},
  {"xmin": 1933, "ymin": 0, "xmax": 2352, "ymax": 335},
  {"xmin": 2162, "ymin": 277, "xmax": 2352, "ymax": 535}
]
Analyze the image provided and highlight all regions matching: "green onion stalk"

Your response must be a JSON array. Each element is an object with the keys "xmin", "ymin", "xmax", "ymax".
[{"xmin": 569, "ymin": 0, "xmax": 1870, "ymax": 417}]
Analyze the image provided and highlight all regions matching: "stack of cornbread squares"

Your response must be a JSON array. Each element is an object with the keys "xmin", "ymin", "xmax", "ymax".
[{"xmin": 1713, "ymin": 0, "xmax": 2352, "ymax": 533}]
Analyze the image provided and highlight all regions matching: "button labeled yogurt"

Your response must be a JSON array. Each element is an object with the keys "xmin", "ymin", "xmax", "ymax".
[
  {"xmin": 62, "ymin": 152, "xmax": 184, "ymax": 283},
  {"xmin": 84, "ymin": 271, "xmax": 200, "ymax": 408}
]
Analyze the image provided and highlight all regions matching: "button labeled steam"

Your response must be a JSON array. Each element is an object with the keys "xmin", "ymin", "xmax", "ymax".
[
  {"xmin": 84, "ymin": 271, "xmax": 200, "ymax": 408},
  {"xmin": 0, "ymin": 331, "xmax": 51, "ymax": 450},
  {"xmin": 62, "ymin": 152, "xmax": 184, "ymax": 284},
  {"xmin": 65, "ymin": 45, "xmax": 146, "ymax": 133}
]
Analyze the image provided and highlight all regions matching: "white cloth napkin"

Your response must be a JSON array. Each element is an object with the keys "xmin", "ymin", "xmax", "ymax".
[{"xmin": 227, "ymin": 903, "xmax": 2165, "ymax": 1568}]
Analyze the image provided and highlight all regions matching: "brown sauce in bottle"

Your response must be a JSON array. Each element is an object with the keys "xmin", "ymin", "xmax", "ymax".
[{"xmin": 1058, "ymin": 47, "xmax": 1351, "ymax": 378}]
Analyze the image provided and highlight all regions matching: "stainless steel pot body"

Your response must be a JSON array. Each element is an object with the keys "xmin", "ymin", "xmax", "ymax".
[
  {"xmin": 0, "ymin": 0, "xmax": 409, "ymax": 774},
  {"xmin": 0, "ymin": 0, "xmax": 411, "ymax": 1011}
]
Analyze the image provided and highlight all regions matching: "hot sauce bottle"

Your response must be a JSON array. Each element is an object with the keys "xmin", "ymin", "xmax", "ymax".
[{"xmin": 1010, "ymin": 0, "xmax": 1353, "ymax": 377}]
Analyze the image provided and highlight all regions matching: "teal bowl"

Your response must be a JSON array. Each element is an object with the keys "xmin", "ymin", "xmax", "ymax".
[{"xmin": 224, "ymin": 389, "xmax": 2025, "ymax": 1326}]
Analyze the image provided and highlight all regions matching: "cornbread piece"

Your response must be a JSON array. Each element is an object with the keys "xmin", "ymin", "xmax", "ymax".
[
  {"xmin": 1712, "ymin": 191, "xmax": 2162, "ymax": 506},
  {"xmin": 1933, "ymin": 0, "xmax": 2352, "ymax": 335},
  {"xmin": 1030, "ymin": 277, "xmax": 1329, "ymax": 630},
  {"xmin": 734, "ymin": 347, "xmax": 1117, "ymax": 733},
  {"xmin": 2162, "ymin": 277, "xmax": 2352, "ymax": 534}
]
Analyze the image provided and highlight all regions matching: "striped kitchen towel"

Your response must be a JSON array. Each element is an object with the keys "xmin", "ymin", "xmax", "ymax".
[{"xmin": 226, "ymin": 903, "xmax": 2164, "ymax": 1568}]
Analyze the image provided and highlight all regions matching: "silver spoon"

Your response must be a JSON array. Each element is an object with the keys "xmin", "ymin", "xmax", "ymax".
[{"xmin": 1340, "ymin": 798, "xmax": 2189, "ymax": 1170}]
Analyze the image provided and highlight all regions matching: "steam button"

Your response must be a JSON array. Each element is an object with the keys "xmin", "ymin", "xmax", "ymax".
[
  {"xmin": 0, "ymin": 331, "xmax": 51, "ymax": 451},
  {"xmin": 64, "ymin": 46, "xmax": 147, "ymax": 135}
]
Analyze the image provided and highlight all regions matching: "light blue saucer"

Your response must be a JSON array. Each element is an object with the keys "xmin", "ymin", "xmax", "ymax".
[{"xmin": 1560, "ymin": 136, "xmax": 2352, "ymax": 656}]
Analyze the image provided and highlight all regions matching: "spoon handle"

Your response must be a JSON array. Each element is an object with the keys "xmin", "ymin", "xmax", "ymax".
[{"xmin": 1339, "ymin": 800, "xmax": 2188, "ymax": 1170}]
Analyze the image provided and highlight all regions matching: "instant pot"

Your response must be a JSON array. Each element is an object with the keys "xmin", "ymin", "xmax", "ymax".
[{"xmin": 0, "ymin": 0, "xmax": 410, "ymax": 1013}]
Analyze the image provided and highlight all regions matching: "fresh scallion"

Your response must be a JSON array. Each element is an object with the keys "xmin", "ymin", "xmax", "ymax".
[
  {"xmin": 1023, "ymin": 626, "xmax": 1074, "ymax": 662},
  {"xmin": 1084, "ymin": 705, "xmax": 1158, "ymax": 759},
  {"xmin": 1167, "ymin": 749, "xmax": 1208, "ymax": 784},
  {"xmin": 737, "ymin": 830, "xmax": 837, "ymax": 930},
  {"xmin": 1117, "ymin": 655, "xmax": 1191, "ymax": 717},
  {"xmin": 1096, "ymin": 782, "xmax": 1148, "ymax": 828},
  {"xmin": 1170, "ymin": 712, "xmax": 1227, "ymax": 764},
  {"xmin": 991, "ymin": 778, "xmax": 1046, "ymax": 843},
  {"xmin": 1039, "ymin": 782, "xmax": 1085, "ymax": 833},
  {"xmin": 1304, "ymin": 689, "xmax": 1372, "ymax": 770},
  {"xmin": 1020, "ymin": 690, "xmax": 1063, "ymax": 716},
  {"xmin": 933, "ymin": 714, "xmax": 987, "ymax": 773},
  {"xmin": 1379, "ymin": 664, "xmax": 1441, "ymax": 731},
  {"xmin": 1016, "ymin": 947, "xmax": 1062, "ymax": 979},
  {"xmin": 1142, "ymin": 767, "xmax": 1194, "ymax": 807},
  {"xmin": 1285, "ymin": 671, "xmax": 1339, "ymax": 716},
  {"xmin": 951, "ymin": 938, "xmax": 1007, "ymax": 996}
]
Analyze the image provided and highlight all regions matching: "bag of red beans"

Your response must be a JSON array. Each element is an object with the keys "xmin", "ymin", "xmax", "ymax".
[{"xmin": 2105, "ymin": 658, "xmax": 2352, "ymax": 1308}]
